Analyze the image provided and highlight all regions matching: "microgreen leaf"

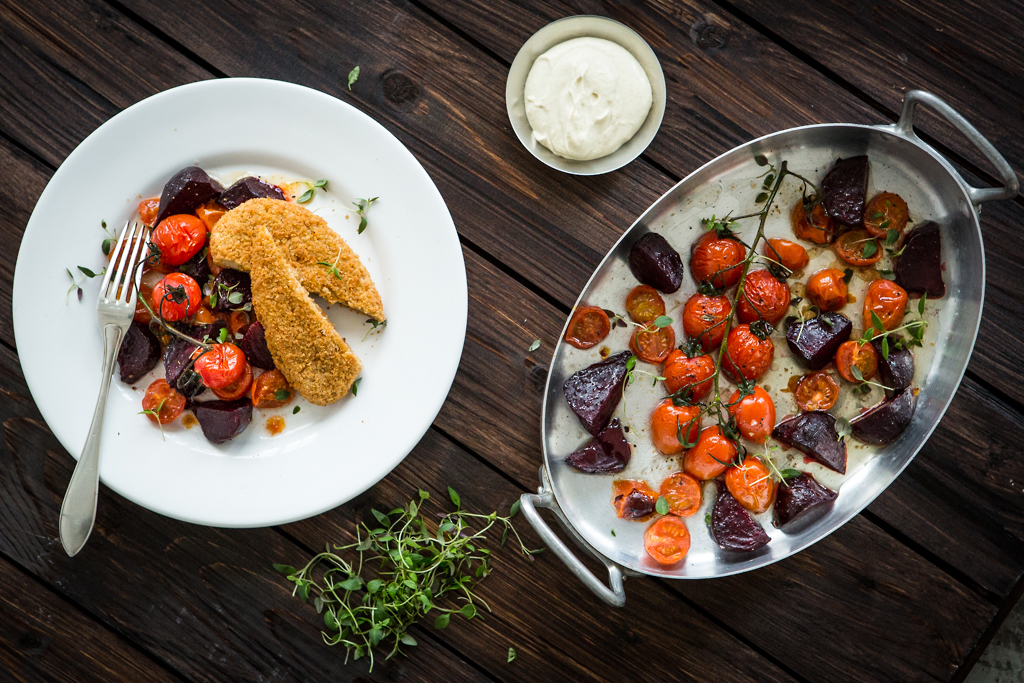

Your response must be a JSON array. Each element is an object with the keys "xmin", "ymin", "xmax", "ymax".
[
  {"xmin": 653, "ymin": 315, "xmax": 673, "ymax": 328},
  {"xmin": 918, "ymin": 293, "xmax": 927, "ymax": 316},
  {"xmin": 861, "ymin": 240, "xmax": 878, "ymax": 259},
  {"xmin": 448, "ymin": 486, "xmax": 461, "ymax": 509},
  {"xmin": 881, "ymin": 335, "xmax": 890, "ymax": 360},
  {"xmin": 835, "ymin": 417, "xmax": 851, "ymax": 441},
  {"xmin": 352, "ymin": 377, "xmax": 362, "ymax": 396},
  {"xmin": 843, "ymin": 268, "xmax": 853, "ymax": 284},
  {"xmin": 851, "ymin": 365, "xmax": 864, "ymax": 381},
  {"xmin": 274, "ymin": 389, "xmax": 290, "ymax": 402},
  {"xmin": 297, "ymin": 188, "xmax": 314, "ymax": 204},
  {"xmin": 313, "ymin": 179, "xmax": 328, "ymax": 189},
  {"xmin": 273, "ymin": 563, "xmax": 296, "ymax": 576},
  {"xmin": 508, "ymin": 647, "xmax": 517, "ymax": 663},
  {"xmin": 754, "ymin": 154, "xmax": 768, "ymax": 166},
  {"xmin": 434, "ymin": 613, "xmax": 450, "ymax": 629},
  {"xmin": 509, "ymin": 499, "xmax": 520, "ymax": 518},
  {"xmin": 885, "ymin": 229, "xmax": 899, "ymax": 247},
  {"xmin": 779, "ymin": 468, "xmax": 802, "ymax": 479},
  {"xmin": 218, "ymin": 327, "xmax": 229, "ymax": 343},
  {"xmin": 348, "ymin": 65, "xmax": 360, "ymax": 90},
  {"xmin": 655, "ymin": 496, "xmax": 669, "ymax": 515},
  {"xmin": 293, "ymin": 405, "xmax": 301, "ymax": 414},
  {"xmin": 528, "ymin": 339, "xmax": 541, "ymax": 352},
  {"xmin": 755, "ymin": 192, "xmax": 769, "ymax": 203}
]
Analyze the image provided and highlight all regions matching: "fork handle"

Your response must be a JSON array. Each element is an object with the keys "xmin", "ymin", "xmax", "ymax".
[{"xmin": 60, "ymin": 323, "xmax": 124, "ymax": 557}]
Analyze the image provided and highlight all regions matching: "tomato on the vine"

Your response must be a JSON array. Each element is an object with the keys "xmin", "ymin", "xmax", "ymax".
[
  {"xmin": 806, "ymin": 268, "xmax": 848, "ymax": 312},
  {"xmin": 629, "ymin": 324, "xmax": 675, "ymax": 364},
  {"xmin": 683, "ymin": 426, "xmax": 738, "ymax": 481},
  {"xmin": 564, "ymin": 306, "xmax": 611, "ymax": 349},
  {"xmin": 863, "ymin": 192, "xmax": 909, "ymax": 238},
  {"xmin": 194, "ymin": 343, "xmax": 247, "ymax": 390},
  {"xmin": 834, "ymin": 229, "xmax": 883, "ymax": 267},
  {"xmin": 150, "ymin": 273, "xmax": 201, "ymax": 322},
  {"xmin": 141, "ymin": 379, "xmax": 186, "ymax": 424},
  {"xmin": 644, "ymin": 516, "xmax": 691, "ymax": 565},
  {"xmin": 762, "ymin": 238, "xmax": 809, "ymax": 273},
  {"xmin": 662, "ymin": 348, "xmax": 715, "ymax": 402},
  {"xmin": 251, "ymin": 369, "xmax": 294, "ymax": 408},
  {"xmin": 835, "ymin": 341, "xmax": 878, "ymax": 383},
  {"xmin": 863, "ymin": 279, "xmax": 908, "ymax": 332},
  {"xmin": 791, "ymin": 200, "xmax": 834, "ymax": 244},
  {"xmin": 690, "ymin": 231, "xmax": 746, "ymax": 289},
  {"xmin": 794, "ymin": 371, "xmax": 839, "ymax": 412},
  {"xmin": 723, "ymin": 324, "xmax": 774, "ymax": 382},
  {"xmin": 725, "ymin": 457, "xmax": 775, "ymax": 513},
  {"xmin": 682, "ymin": 293, "xmax": 732, "ymax": 352},
  {"xmin": 625, "ymin": 285, "xmax": 666, "ymax": 324},
  {"xmin": 650, "ymin": 400, "xmax": 701, "ymax": 455},
  {"xmin": 727, "ymin": 386, "xmax": 776, "ymax": 444},
  {"xmin": 659, "ymin": 472, "xmax": 702, "ymax": 517},
  {"xmin": 212, "ymin": 362, "xmax": 253, "ymax": 401},
  {"xmin": 736, "ymin": 269, "xmax": 791, "ymax": 325},
  {"xmin": 151, "ymin": 214, "xmax": 207, "ymax": 266}
]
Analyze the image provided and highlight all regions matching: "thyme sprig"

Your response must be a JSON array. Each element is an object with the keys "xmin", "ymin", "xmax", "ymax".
[{"xmin": 353, "ymin": 197, "xmax": 378, "ymax": 234}]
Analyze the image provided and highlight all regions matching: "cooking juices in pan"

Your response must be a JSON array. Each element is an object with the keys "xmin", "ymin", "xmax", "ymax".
[{"xmin": 560, "ymin": 154, "xmax": 943, "ymax": 566}]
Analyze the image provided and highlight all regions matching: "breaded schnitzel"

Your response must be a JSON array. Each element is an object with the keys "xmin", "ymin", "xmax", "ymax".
[
  {"xmin": 210, "ymin": 198, "xmax": 385, "ymax": 322},
  {"xmin": 248, "ymin": 226, "xmax": 362, "ymax": 405}
]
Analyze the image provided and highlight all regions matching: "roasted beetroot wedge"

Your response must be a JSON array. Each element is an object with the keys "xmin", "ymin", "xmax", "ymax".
[
  {"xmin": 895, "ymin": 221, "xmax": 945, "ymax": 298},
  {"xmin": 821, "ymin": 156, "xmax": 869, "ymax": 228},
  {"xmin": 711, "ymin": 482, "xmax": 770, "ymax": 552},
  {"xmin": 628, "ymin": 233, "xmax": 684, "ymax": 293},
  {"xmin": 157, "ymin": 166, "xmax": 223, "ymax": 224},
  {"xmin": 211, "ymin": 269, "xmax": 253, "ymax": 312},
  {"xmin": 191, "ymin": 399, "xmax": 253, "ymax": 444},
  {"xmin": 239, "ymin": 320, "xmax": 275, "ymax": 370},
  {"xmin": 117, "ymin": 321, "xmax": 161, "ymax": 384},
  {"xmin": 872, "ymin": 339, "xmax": 914, "ymax": 399},
  {"xmin": 563, "ymin": 351, "xmax": 631, "ymax": 435},
  {"xmin": 565, "ymin": 418, "xmax": 631, "ymax": 473},
  {"xmin": 850, "ymin": 389, "xmax": 917, "ymax": 446},
  {"xmin": 774, "ymin": 473, "xmax": 837, "ymax": 527},
  {"xmin": 218, "ymin": 176, "xmax": 287, "ymax": 209},
  {"xmin": 773, "ymin": 412, "xmax": 848, "ymax": 474},
  {"xmin": 786, "ymin": 312, "xmax": 852, "ymax": 370}
]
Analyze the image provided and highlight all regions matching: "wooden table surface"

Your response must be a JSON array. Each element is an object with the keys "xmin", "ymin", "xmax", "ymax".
[{"xmin": 2, "ymin": 1, "xmax": 1023, "ymax": 681}]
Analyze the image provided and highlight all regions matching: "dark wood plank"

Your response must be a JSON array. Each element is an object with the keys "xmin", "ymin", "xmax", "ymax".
[{"xmin": 0, "ymin": 555, "xmax": 180, "ymax": 683}]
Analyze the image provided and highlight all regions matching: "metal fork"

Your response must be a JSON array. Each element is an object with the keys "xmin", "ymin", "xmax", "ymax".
[{"xmin": 59, "ymin": 221, "xmax": 150, "ymax": 557}]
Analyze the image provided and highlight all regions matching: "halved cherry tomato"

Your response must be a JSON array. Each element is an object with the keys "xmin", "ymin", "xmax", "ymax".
[
  {"xmin": 737, "ymin": 269, "xmax": 791, "ymax": 326},
  {"xmin": 629, "ymin": 324, "xmax": 675, "ymax": 364},
  {"xmin": 196, "ymin": 201, "xmax": 226, "ymax": 231},
  {"xmin": 835, "ymin": 340, "xmax": 878, "ymax": 383},
  {"xmin": 723, "ymin": 324, "xmax": 774, "ymax": 382},
  {"xmin": 727, "ymin": 386, "xmax": 776, "ymax": 444},
  {"xmin": 791, "ymin": 200, "xmax": 834, "ymax": 244},
  {"xmin": 834, "ymin": 229, "xmax": 883, "ymax": 267},
  {"xmin": 644, "ymin": 516, "xmax": 691, "ymax": 565},
  {"xmin": 564, "ymin": 306, "xmax": 611, "ymax": 349},
  {"xmin": 682, "ymin": 293, "xmax": 732, "ymax": 352},
  {"xmin": 762, "ymin": 238, "xmax": 809, "ymax": 273},
  {"xmin": 138, "ymin": 197, "xmax": 160, "ymax": 227},
  {"xmin": 806, "ymin": 268, "xmax": 848, "ymax": 312},
  {"xmin": 663, "ymin": 348, "xmax": 715, "ymax": 402},
  {"xmin": 864, "ymin": 192, "xmax": 909, "ymax": 238},
  {"xmin": 194, "ymin": 343, "xmax": 246, "ymax": 390},
  {"xmin": 151, "ymin": 272, "xmax": 201, "ymax": 322},
  {"xmin": 659, "ymin": 472, "xmax": 702, "ymax": 517},
  {"xmin": 863, "ymin": 279, "xmax": 908, "ymax": 332},
  {"xmin": 194, "ymin": 305, "xmax": 216, "ymax": 325},
  {"xmin": 141, "ymin": 379, "xmax": 185, "ymax": 424},
  {"xmin": 684, "ymin": 426, "xmax": 738, "ymax": 481},
  {"xmin": 725, "ymin": 457, "xmax": 775, "ymax": 513},
  {"xmin": 612, "ymin": 480, "xmax": 658, "ymax": 520},
  {"xmin": 251, "ymin": 369, "xmax": 294, "ymax": 408},
  {"xmin": 134, "ymin": 284, "xmax": 154, "ymax": 325},
  {"xmin": 651, "ymin": 400, "xmax": 701, "ymax": 455},
  {"xmin": 212, "ymin": 362, "xmax": 253, "ymax": 401},
  {"xmin": 690, "ymin": 231, "xmax": 746, "ymax": 289},
  {"xmin": 151, "ymin": 214, "xmax": 207, "ymax": 266},
  {"xmin": 626, "ymin": 285, "xmax": 666, "ymax": 325},
  {"xmin": 795, "ymin": 371, "xmax": 839, "ymax": 411},
  {"xmin": 229, "ymin": 310, "xmax": 251, "ymax": 339}
]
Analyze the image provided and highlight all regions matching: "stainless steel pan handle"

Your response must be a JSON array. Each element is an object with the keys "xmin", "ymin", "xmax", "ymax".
[
  {"xmin": 520, "ymin": 468, "xmax": 626, "ymax": 607},
  {"xmin": 893, "ymin": 90, "xmax": 1019, "ymax": 205}
]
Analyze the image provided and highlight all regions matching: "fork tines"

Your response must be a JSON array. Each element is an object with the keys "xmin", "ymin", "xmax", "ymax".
[{"xmin": 101, "ymin": 221, "xmax": 149, "ymax": 303}]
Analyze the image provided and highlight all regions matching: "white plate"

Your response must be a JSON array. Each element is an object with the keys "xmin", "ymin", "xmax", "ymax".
[{"xmin": 12, "ymin": 78, "xmax": 467, "ymax": 527}]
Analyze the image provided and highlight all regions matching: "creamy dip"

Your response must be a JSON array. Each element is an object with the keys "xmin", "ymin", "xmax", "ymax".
[{"xmin": 524, "ymin": 37, "xmax": 653, "ymax": 161}]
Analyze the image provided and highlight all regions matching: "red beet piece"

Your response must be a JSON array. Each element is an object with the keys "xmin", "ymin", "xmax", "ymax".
[
  {"xmin": 850, "ymin": 389, "xmax": 917, "ymax": 446},
  {"xmin": 211, "ymin": 269, "xmax": 253, "ymax": 312},
  {"xmin": 157, "ymin": 166, "xmax": 223, "ymax": 224},
  {"xmin": 773, "ymin": 412, "xmax": 848, "ymax": 474},
  {"xmin": 628, "ymin": 233, "xmax": 684, "ymax": 293},
  {"xmin": 565, "ymin": 418, "xmax": 631, "ymax": 473},
  {"xmin": 239, "ymin": 321, "xmax": 275, "ymax": 370},
  {"xmin": 563, "ymin": 351, "xmax": 631, "ymax": 436},
  {"xmin": 191, "ymin": 399, "xmax": 253, "ymax": 444},
  {"xmin": 117, "ymin": 321, "xmax": 160, "ymax": 384},
  {"xmin": 711, "ymin": 482, "xmax": 770, "ymax": 552},
  {"xmin": 872, "ymin": 339, "xmax": 914, "ymax": 399},
  {"xmin": 218, "ymin": 176, "xmax": 287, "ymax": 210},
  {"xmin": 895, "ymin": 221, "xmax": 945, "ymax": 298},
  {"xmin": 786, "ymin": 311, "xmax": 852, "ymax": 370},
  {"xmin": 774, "ymin": 473, "xmax": 837, "ymax": 527},
  {"xmin": 821, "ymin": 156, "xmax": 869, "ymax": 228},
  {"xmin": 615, "ymin": 485, "xmax": 656, "ymax": 520}
]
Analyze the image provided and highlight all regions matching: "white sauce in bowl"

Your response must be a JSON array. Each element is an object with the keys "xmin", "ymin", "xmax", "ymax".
[{"xmin": 524, "ymin": 37, "xmax": 653, "ymax": 161}]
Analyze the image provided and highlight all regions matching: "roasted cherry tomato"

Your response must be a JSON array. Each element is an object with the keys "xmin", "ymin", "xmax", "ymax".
[
  {"xmin": 863, "ymin": 279, "xmax": 908, "ymax": 332},
  {"xmin": 206, "ymin": 247, "xmax": 223, "ymax": 277},
  {"xmin": 864, "ymin": 192, "xmax": 909, "ymax": 238},
  {"xmin": 134, "ymin": 284, "xmax": 153, "ymax": 325},
  {"xmin": 737, "ymin": 269, "xmax": 791, "ymax": 326},
  {"xmin": 806, "ymin": 268, "xmax": 848, "ymax": 312},
  {"xmin": 690, "ymin": 231, "xmax": 746, "ymax": 289},
  {"xmin": 834, "ymin": 229, "xmax": 883, "ymax": 267},
  {"xmin": 564, "ymin": 305, "xmax": 611, "ymax": 349},
  {"xmin": 151, "ymin": 214, "xmax": 207, "ymax": 266},
  {"xmin": 251, "ymin": 369, "xmax": 294, "ymax": 408},
  {"xmin": 141, "ymin": 379, "xmax": 186, "ymax": 424},
  {"xmin": 684, "ymin": 426, "xmax": 738, "ymax": 481},
  {"xmin": 663, "ymin": 348, "xmax": 715, "ymax": 402},
  {"xmin": 612, "ymin": 480, "xmax": 658, "ymax": 520},
  {"xmin": 229, "ymin": 310, "xmax": 251, "ymax": 339},
  {"xmin": 626, "ymin": 285, "xmax": 666, "ymax": 325},
  {"xmin": 791, "ymin": 200, "xmax": 834, "ymax": 244},
  {"xmin": 762, "ymin": 238, "xmax": 809, "ymax": 273},
  {"xmin": 651, "ymin": 400, "xmax": 701, "ymax": 455},
  {"xmin": 138, "ymin": 197, "xmax": 160, "ymax": 227},
  {"xmin": 194, "ymin": 305, "xmax": 216, "ymax": 325},
  {"xmin": 151, "ymin": 272, "xmax": 201, "ymax": 322},
  {"xmin": 212, "ymin": 362, "xmax": 253, "ymax": 401},
  {"xmin": 644, "ymin": 515, "xmax": 691, "ymax": 565},
  {"xmin": 194, "ymin": 343, "xmax": 246, "ymax": 390},
  {"xmin": 682, "ymin": 293, "xmax": 732, "ymax": 352},
  {"xmin": 794, "ymin": 371, "xmax": 839, "ymax": 412},
  {"xmin": 659, "ymin": 472, "xmax": 702, "ymax": 517},
  {"xmin": 725, "ymin": 457, "xmax": 775, "ymax": 514},
  {"xmin": 835, "ymin": 340, "xmax": 878, "ymax": 383},
  {"xmin": 727, "ymin": 386, "xmax": 776, "ymax": 444},
  {"xmin": 723, "ymin": 324, "xmax": 774, "ymax": 382},
  {"xmin": 629, "ymin": 324, "xmax": 675, "ymax": 364},
  {"xmin": 196, "ymin": 201, "xmax": 226, "ymax": 231}
]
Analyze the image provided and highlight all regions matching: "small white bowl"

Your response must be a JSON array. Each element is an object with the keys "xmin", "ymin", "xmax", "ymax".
[{"xmin": 506, "ymin": 15, "xmax": 666, "ymax": 176}]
